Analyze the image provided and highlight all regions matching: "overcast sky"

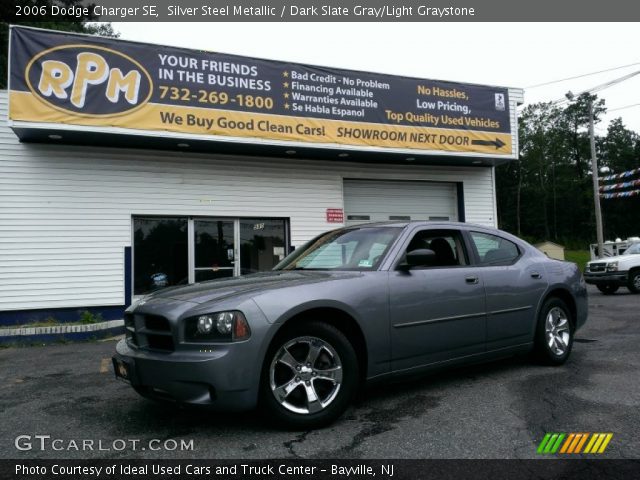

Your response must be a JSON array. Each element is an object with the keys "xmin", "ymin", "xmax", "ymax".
[{"xmin": 114, "ymin": 22, "xmax": 640, "ymax": 135}]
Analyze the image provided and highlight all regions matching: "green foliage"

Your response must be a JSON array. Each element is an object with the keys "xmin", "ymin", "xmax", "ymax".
[
  {"xmin": 565, "ymin": 250, "xmax": 590, "ymax": 272},
  {"xmin": 497, "ymin": 93, "xmax": 640, "ymax": 248},
  {"xmin": 1, "ymin": 0, "xmax": 118, "ymax": 89},
  {"xmin": 79, "ymin": 310, "xmax": 102, "ymax": 324}
]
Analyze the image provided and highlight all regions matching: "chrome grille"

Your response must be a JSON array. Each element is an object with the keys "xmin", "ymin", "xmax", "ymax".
[{"xmin": 589, "ymin": 263, "xmax": 606, "ymax": 272}]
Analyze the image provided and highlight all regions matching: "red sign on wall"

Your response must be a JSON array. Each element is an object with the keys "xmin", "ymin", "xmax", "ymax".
[{"xmin": 326, "ymin": 208, "xmax": 344, "ymax": 223}]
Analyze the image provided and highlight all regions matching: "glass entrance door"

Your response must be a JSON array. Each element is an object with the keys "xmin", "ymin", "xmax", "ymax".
[{"xmin": 193, "ymin": 219, "xmax": 235, "ymax": 282}]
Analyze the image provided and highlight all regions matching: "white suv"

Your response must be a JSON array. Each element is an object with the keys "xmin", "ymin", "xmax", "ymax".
[{"xmin": 585, "ymin": 242, "xmax": 640, "ymax": 294}]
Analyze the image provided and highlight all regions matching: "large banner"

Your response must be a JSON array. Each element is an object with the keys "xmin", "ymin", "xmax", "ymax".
[{"xmin": 9, "ymin": 26, "xmax": 516, "ymax": 157}]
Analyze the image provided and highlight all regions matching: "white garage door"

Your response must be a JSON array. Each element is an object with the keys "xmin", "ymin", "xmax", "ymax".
[{"xmin": 343, "ymin": 179, "xmax": 458, "ymax": 226}]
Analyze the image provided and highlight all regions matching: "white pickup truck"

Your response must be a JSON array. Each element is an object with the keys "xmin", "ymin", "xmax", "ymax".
[{"xmin": 585, "ymin": 242, "xmax": 640, "ymax": 294}]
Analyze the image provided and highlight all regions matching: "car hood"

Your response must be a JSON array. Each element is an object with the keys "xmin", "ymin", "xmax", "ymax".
[
  {"xmin": 141, "ymin": 270, "xmax": 363, "ymax": 305},
  {"xmin": 588, "ymin": 254, "xmax": 629, "ymax": 264}
]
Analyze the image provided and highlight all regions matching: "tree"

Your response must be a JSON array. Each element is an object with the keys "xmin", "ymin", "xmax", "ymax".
[
  {"xmin": 599, "ymin": 118, "xmax": 640, "ymax": 239},
  {"xmin": 496, "ymin": 93, "xmax": 621, "ymax": 247},
  {"xmin": 0, "ymin": 0, "xmax": 118, "ymax": 89}
]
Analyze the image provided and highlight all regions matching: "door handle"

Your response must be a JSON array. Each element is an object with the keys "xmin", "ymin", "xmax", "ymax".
[
  {"xmin": 530, "ymin": 271, "xmax": 543, "ymax": 279},
  {"xmin": 465, "ymin": 275, "xmax": 479, "ymax": 284}
]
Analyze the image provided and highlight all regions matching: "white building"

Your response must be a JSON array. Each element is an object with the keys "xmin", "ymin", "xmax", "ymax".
[{"xmin": 0, "ymin": 27, "xmax": 523, "ymax": 325}]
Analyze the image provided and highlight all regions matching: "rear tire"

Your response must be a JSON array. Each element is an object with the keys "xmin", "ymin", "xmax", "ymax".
[
  {"xmin": 597, "ymin": 283, "xmax": 619, "ymax": 295},
  {"xmin": 628, "ymin": 270, "xmax": 640, "ymax": 294},
  {"xmin": 260, "ymin": 321, "xmax": 359, "ymax": 429},
  {"xmin": 533, "ymin": 297, "xmax": 574, "ymax": 365}
]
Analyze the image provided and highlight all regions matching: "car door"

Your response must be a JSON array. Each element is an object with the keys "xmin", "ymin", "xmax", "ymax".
[
  {"xmin": 466, "ymin": 230, "xmax": 547, "ymax": 350},
  {"xmin": 389, "ymin": 227, "xmax": 487, "ymax": 372}
]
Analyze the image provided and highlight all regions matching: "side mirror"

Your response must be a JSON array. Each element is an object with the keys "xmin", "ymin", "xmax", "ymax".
[{"xmin": 405, "ymin": 248, "xmax": 437, "ymax": 268}]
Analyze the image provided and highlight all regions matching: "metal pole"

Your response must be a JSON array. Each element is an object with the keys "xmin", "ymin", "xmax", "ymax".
[{"xmin": 589, "ymin": 99, "xmax": 605, "ymax": 258}]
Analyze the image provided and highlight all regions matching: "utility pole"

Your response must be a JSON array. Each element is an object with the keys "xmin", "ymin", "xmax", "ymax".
[{"xmin": 588, "ymin": 98, "xmax": 605, "ymax": 258}]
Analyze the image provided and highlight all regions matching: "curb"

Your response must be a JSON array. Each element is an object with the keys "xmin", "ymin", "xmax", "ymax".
[{"xmin": 0, "ymin": 319, "xmax": 124, "ymax": 346}]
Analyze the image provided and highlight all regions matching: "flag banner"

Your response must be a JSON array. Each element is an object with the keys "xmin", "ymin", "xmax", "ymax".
[
  {"xmin": 600, "ymin": 179, "xmax": 640, "ymax": 192},
  {"xmin": 598, "ymin": 167, "xmax": 640, "ymax": 182},
  {"xmin": 600, "ymin": 188, "xmax": 640, "ymax": 199}
]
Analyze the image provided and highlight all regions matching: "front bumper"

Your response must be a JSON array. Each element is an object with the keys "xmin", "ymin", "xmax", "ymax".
[
  {"xmin": 114, "ymin": 339, "xmax": 260, "ymax": 411},
  {"xmin": 584, "ymin": 270, "xmax": 628, "ymax": 286}
]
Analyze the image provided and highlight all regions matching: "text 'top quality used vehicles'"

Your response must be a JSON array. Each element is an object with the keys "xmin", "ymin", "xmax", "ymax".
[{"xmin": 113, "ymin": 222, "xmax": 588, "ymax": 428}]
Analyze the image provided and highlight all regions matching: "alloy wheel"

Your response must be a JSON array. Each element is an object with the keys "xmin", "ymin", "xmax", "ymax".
[
  {"xmin": 269, "ymin": 336, "xmax": 343, "ymax": 415},
  {"xmin": 545, "ymin": 307, "xmax": 571, "ymax": 356}
]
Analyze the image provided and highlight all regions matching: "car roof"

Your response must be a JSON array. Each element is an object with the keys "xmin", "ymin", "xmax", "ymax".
[{"xmin": 350, "ymin": 220, "xmax": 491, "ymax": 230}]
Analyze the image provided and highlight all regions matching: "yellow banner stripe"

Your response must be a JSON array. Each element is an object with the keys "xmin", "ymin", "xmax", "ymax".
[
  {"xmin": 9, "ymin": 91, "xmax": 513, "ymax": 155},
  {"xmin": 560, "ymin": 434, "xmax": 575, "ymax": 454},
  {"xmin": 583, "ymin": 433, "xmax": 599, "ymax": 453},
  {"xmin": 597, "ymin": 433, "xmax": 613, "ymax": 453},
  {"xmin": 574, "ymin": 433, "xmax": 589, "ymax": 453}
]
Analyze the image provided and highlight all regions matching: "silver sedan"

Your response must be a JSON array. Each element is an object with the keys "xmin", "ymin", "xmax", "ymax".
[{"xmin": 113, "ymin": 222, "xmax": 588, "ymax": 428}]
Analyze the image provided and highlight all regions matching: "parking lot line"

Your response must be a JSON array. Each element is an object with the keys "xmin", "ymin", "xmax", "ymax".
[{"xmin": 99, "ymin": 358, "xmax": 110, "ymax": 374}]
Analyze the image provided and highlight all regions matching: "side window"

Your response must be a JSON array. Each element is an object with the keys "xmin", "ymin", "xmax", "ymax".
[
  {"xmin": 470, "ymin": 232, "xmax": 520, "ymax": 266},
  {"xmin": 403, "ymin": 229, "xmax": 468, "ymax": 267}
]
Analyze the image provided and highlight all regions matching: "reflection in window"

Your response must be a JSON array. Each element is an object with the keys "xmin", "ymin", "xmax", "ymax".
[
  {"xmin": 240, "ymin": 219, "xmax": 286, "ymax": 275},
  {"xmin": 133, "ymin": 217, "xmax": 188, "ymax": 295},
  {"xmin": 194, "ymin": 220, "xmax": 235, "ymax": 281},
  {"xmin": 276, "ymin": 227, "xmax": 401, "ymax": 271}
]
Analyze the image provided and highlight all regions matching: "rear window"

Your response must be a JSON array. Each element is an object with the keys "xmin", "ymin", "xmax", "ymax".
[{"xmin": 470, "ymin": 231, "xmax": 520, "ymax": 265}]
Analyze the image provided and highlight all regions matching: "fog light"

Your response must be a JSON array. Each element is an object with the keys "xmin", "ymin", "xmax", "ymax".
[
  {"xmin": 216, "ymin": 312, "xmax": 233, "ymax": 334},
  {"xmin": 197, "ymin": 315, "xmax": 214, "ymax": 334}
]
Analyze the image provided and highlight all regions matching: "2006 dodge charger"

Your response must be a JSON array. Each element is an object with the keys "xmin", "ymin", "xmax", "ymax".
[{"xmin": 113, "ymin": 222, "xmax": 588, "ymax": 428}]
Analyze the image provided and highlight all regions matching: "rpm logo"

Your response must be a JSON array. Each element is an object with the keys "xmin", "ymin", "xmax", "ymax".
[{"xmin": 25, "ymin": 44, "xmax": 153, "ymax": 117}]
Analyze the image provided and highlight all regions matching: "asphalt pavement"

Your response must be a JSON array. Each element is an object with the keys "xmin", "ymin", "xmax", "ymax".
[{"xmin": 1, "ymin": 285, "xmax": 638, "ymax": 459}]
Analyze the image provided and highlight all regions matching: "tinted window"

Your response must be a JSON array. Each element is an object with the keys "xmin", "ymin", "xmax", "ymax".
[
  {"xmin": 133, "ymin": 217, "xmax": 188, "ymax": 294},
  {"xmin": 402, "ymin": 229, "xmax": 468, "ymax": 267},
  {"xmin": 470, "ymin": 232, "xmax": 520, "ymax": 265}
]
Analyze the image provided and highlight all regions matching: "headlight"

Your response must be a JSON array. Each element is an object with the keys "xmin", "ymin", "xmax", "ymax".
[
  {"xmin": 185, "ymin": 311, "xmax": 250, "ymax": 342},
  {"xmin": 606, "ymin": 262, "xmax": 618, "ymax": 272}
]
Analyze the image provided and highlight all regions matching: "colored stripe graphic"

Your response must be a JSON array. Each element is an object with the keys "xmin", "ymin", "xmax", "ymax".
[
  {"xmin": 537, "ymin": 433, "xmax": 565, "ymax": 454},
  {"xmin": 574, "ymin": 433, "xmax": 589, "ymax": 453},
  {"xmin": 539, "ymin": 433, "xmax": 613, "ymax": 454},
  {"xmin": 559, "ymin": 433, "xmax": 575, "ymax": 453},
  {"xmin": 537, "ymin": 433, "xmax": 552, "ymax": 454}
]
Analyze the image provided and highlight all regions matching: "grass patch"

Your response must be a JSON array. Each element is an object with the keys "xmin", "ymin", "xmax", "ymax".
[
  {"xmin": 0, "ymin": 317, "xmax": 59, "ymax": 329},
  {"xmin": 1, "ymin": 310, "xmax": 104, "ymax": 330},
  {"xmin": 565, "ymin": 250, "xmax": 590, "ymax": 272},
  {"xmin": 79, "ymin": 310, "xmax": 103, "ymax": 324}
]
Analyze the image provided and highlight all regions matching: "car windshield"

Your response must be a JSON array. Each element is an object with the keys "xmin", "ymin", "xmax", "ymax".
[
  {"xmin": 623, "ymin": 243, "xmax": 640, "ymax": 255},
  {"xmin": 275, "ymin": 227, "xmax": 402, "ymax": 271}
]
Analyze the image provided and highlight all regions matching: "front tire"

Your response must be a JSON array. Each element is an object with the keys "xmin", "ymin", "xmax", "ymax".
[
  {"xmin": 597, "ymin": 283, "xmax": 619, "ymax": 295},
  {"xmin": 260, "ymin": 321, "xmax": 359, "ymax": 429},
  {"xmin": 628, "ymin": 270, "xmax": 640, "ymax": 294},
  {"xmin": 533, "ymin": 297, "xmax": 574, "ymax": 365}
]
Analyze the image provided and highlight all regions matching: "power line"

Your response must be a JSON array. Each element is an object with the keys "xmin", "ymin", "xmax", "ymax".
[
  {"xmin": 609, "ymin": 102, "xmax": 640, "ymax": 112},
  {"xmin": 526, "ymin": 61, "xmax": 640, "ymax": 89},
  {"xmin": 551, "ymin": 69, "xmax": 640, "ymax": 107}
]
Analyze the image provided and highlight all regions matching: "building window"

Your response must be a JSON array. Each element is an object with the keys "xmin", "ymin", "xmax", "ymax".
[
  {"xmin": 240, "ymin": 219, "xmax": 287, "ymax": 275},
  {"xmin": 132, "ymin": 216, "xmax": 289, "ymax": 296},
  {"xmin": 133, "ymin": 217, "xmax": 188, "ymax": 295}
]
